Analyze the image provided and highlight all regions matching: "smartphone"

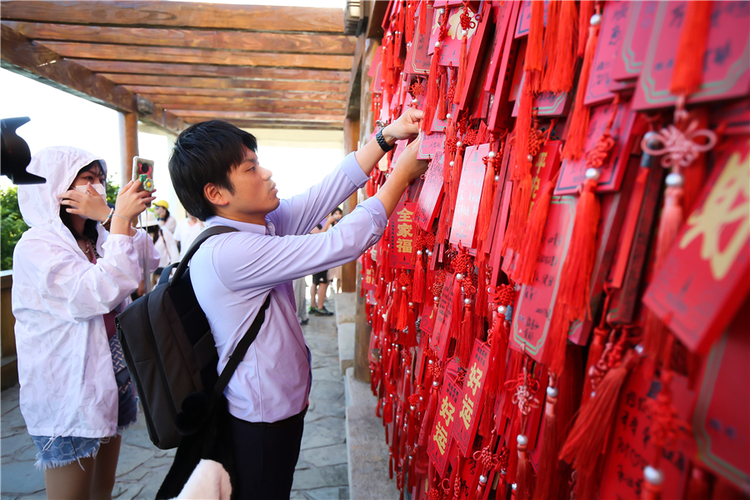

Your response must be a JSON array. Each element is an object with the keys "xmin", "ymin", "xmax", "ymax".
[{"xmin": 132, "ymin": 157, "xmax": 155, "ymax": 206}]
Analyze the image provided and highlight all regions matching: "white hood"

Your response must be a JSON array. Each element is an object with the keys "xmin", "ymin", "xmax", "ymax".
[{"xmin": 18, "ymin": 146, "xmax": 107, "ymax": 229}]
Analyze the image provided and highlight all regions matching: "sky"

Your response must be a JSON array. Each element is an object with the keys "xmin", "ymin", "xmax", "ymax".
[{"xmin": 0, "ymin": 68, "xmax": 344, "ymax": 214}]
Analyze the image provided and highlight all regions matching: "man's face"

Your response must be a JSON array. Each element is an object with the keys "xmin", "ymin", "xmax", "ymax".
[{"xmin": 219, "ymin": 147, "xmax": 279, "ymax": 224}]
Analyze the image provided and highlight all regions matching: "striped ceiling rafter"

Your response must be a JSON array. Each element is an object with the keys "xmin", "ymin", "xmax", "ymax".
[{"xmin": 1, "ymin": 1, "xmax": 357, "ymax": 133}]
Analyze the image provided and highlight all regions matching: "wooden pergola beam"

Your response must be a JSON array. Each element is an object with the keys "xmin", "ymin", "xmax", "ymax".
[
  {"xmin": 221, "ymin": 120, "xmax": 344, "ymax": 131},
  {"xmin": 133, "ymin": 86, "xmax": 346, "ymax": 101},
  {"xmin": 145, "ymin": 96, "xmax": 345, "ymax": 111},
  {"xmin": 0, "ymin": 23, "xmax": 186, "ymax": 135},
  {"xmin": 1, "ymin": 1, "xmax": 346, "ymax": 33},
  {"xmin": 174, "ymin": 110, "xmax": 343, "ymax": 122},
  {"xmin": 38, "ymin": 41, "xmax": 355, "ymax": 70},
  {"xmin": 101, "ymin": 74, "xmax": 349, "ymax": 93},
  {"xmin": 68, "ymin": 60, "xmax": 351, "ymax": 82},
  {"xmin": 2, "ymin": 21, "xmax": 357, "ymax": 55}
]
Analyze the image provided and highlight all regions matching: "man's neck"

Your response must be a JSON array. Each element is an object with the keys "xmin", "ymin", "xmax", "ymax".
[{"xmin": 213, "ymin": 208, "xmax": 267, "ymax": 226}]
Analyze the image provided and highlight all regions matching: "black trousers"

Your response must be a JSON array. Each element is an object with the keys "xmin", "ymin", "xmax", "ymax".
[{"xmin": 229, "ymin": 407, "xmax": 306, "ymax": 499}]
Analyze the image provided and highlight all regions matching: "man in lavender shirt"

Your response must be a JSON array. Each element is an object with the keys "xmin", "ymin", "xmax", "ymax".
[{"xmin": 167, "ymin": 109, "xmax": 427, "ymax": 499}]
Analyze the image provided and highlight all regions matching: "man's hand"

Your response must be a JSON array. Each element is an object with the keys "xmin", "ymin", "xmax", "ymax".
[
  {"xmin": 382, "ymin": 108, "xmax": 423, "ymax": 143},
  {"xmin": 391, "ymin": 135, "xmax": 429, "ymax": 184}
]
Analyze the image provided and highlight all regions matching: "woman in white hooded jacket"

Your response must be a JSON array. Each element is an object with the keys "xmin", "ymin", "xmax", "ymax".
[{"xmin": 12, "ymin": 146, "xmax": 159, "ymax": 499}]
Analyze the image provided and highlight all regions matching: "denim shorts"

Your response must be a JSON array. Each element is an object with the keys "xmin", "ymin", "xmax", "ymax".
[{"xmin": 30, "ymin": 337, "xmax": 139, "ymax": 470}]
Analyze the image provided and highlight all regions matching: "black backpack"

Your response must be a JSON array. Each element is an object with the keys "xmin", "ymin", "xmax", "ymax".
[{"xmin": 116, "ymin": 225, "xmax": 268, "ymax": 450}]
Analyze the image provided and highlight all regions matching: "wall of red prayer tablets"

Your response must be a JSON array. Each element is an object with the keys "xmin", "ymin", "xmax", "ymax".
[{"xmin": 359, "ymin": 1, "xmax": 750, "ymax": 500}]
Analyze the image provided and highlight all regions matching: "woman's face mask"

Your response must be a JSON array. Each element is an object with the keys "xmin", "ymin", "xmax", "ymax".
[{"xmin": 75, "ymin": 183, "xmax": 108, "ymax": 204}]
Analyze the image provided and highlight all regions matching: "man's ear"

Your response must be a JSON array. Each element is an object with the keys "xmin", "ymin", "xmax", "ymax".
[{"xmin": 203, "ymin": 183, "xmax": 229, "ymax": 208}]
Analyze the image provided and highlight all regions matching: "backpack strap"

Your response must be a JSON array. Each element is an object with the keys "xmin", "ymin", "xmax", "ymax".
[
  {"xmin": 213, "ymin": 293, "xmax": 271, "ymax": 400},
  {"xmin": 168, "ymin": 225, "xmax": 238, "ymax": 287}
]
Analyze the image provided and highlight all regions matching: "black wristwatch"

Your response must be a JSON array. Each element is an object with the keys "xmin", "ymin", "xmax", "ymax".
[{"xmin": 376, "ymin": 128, "xmax": 396, "ymax": 152}]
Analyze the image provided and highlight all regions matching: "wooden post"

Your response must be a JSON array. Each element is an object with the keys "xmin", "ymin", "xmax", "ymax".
[
  {"xmin": 342, "ymin": 117, "xmax": 360, "ymax": 294},
  {"xmin": 119, "ymin": 111, "xmax": 139, "ymax": 187}
]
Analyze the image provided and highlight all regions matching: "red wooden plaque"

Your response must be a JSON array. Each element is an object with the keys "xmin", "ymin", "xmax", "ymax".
[
  {"xmin": 389, "ymin": 201, "xmax": 418, "ymax": 270},
  {"xmin": 450, "ymin": 144, "xmax": 489, "ymax": 249},
  {"xmin": 488, "ymin": 1, "xmax": 522, "ymax": 130},
  {"xmin": 405, "ymin": 3, "xmax": 434, "ymax": 75},
  {"xmin": 632, "ymin": 2, "xmax": 750, "ymax": 111},
  {"xmin": 584, "ymin": 0, "xmax": 633, "ymax": 106},
  {"xmin": 430, "ymin": 273, "xmax": 456, "ymax": 360},
  {"xmin": 509, "ymin": 196, "xmax": 576, "ymax": 363},
  {"xmin": 483, "ymin": 1, "xmax": 515, "ymax": 93},
  {"xmin": 416, "ymin": 150, "xmax": 445, "ymax": 231},
  {"xmin": 417, "ymin": 132, "xmax": 446, "ymax": 160},
  {"xmin": 453, "ymin": 339, "xmax": 490, "ymax": 455},
  {"xmin": 692, "ymin": 301, "xmax": 750, "ymax": 493},
  {"xmin": 611, "ymin": 1, "xmax": 658, "ymax": 82},
  {"xmin": 642, "ymin": 136, "xmax": 750, "ymax": 353},
  {"xmin": 427, "ymin": 378, "xmax": 461, "ymax": 476},
  {"xmin": 515, "ymin": 0, "xmax": 549, "ymax": 38},
  {"xmin": 599, "ymin": 363, "xmax": 696, "ymax": 500},
  {"xmin": 555, "ymin": 100, "xmax": 645, "ymax": 195},
  {"xmin": 511, "ymin": 72, "xmax": 570, "ymax": 117}
]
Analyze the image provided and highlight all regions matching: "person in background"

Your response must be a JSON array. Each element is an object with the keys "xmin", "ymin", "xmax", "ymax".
[
  {"xmin": 167, "ymin": 108, "xmax": 426, "ymax": 498},
  {"xmin": 12, "ymin": 146, "xmax": 159, "ymax": 499},
  {"xmin": 292, "ymin": 276, "xmax": 309, "ymax": 326},
  {"xmin": 308, "ymin": 208, "xmax": 342, "ymax": 316},
  {"xmin": 153, "ymin": 199, "xmax": 176, "ymax": 234},
  {"xmin": 173, "ymin": 211, "xmax": 204, "ymax": 259},
  {"xmin": 142, "ymin": 211, "xmax": 179, "ymax": 285},
  {"xmin": 327, "ymin": 208, "xmax": 344, "ymax": 294}
]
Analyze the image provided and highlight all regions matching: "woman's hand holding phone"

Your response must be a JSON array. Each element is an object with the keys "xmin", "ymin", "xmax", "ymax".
[{"xmin": 110, "ymin": 180, "xmax": 157, "ymax": 236}]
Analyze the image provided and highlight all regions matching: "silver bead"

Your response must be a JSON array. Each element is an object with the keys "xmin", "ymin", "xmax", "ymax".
[
  {"xmin": 497, "ymin": 305, "xmax": 506, "ymax": 315},
  {"xmin": 487, "ymin": 287, "xmax": 492, "ymax": 293},
  {"xmin": 408, "ymin": 302, "xmax": 414, "ymax": 307},
  {"xmin": 644, "ymin": 466, "xmax": 664, "ymax": 486},
  {"xmin": 434, "ymin": 296, "xmax": 440, "ymax": 303},
  {"xmin": 410, "ymin": 405, "xmax": 415, "ymax": 411},
  {"xmin": 412, "ymin": 98, "xmax": 419, "ymax": 105},
  {"xmin": 547, "ymin": 386, "xmax": 559, "ymax": 398},
  {"xmin": 516, "ymin": 434, "xmax": 528, "ymax": 446},
  {"xmin": 488, "ymin": 151, "xmax": 496, "ymax": 158},
  {"xmin": 435, "ymin": 41, "xmax": 441, "ymax": 48},
  {"xmin": 449, "ymin": 161, "xmax": 455, "ymax": 167},
  {"xmin": 635, "ymin": 343, "xmax": 645, "ymax": 354},
  {"xmin": 464, "ymin": 298, "xmax": 471, "ymax": 305},
  {"xmin": 446, "ymin": 113, "xmax": 452, "ymax": 119},
  {"xmin": 585, "ymin": 167, "xmax": 601, "ymax": 180},
  {"xmin": 494, "ymin": 175, "xmax": 500, "ymax": 182},
  {"xmin": 666, "ymin": 172, "xmax": 684, "ymax": 187},
  {"xmin": 456, "ymin": 141, "xmax": 463, "ymax": 147},
  {"xmin": 512, "ymin": 483, "xmax": 517, "ymax": 491},
  {"xmin": 408, "ymin": 455, "xmax": 413, "ymax": 460},
  {"xmin": 402, "ymin": 286, "xmax": 407, "ymax": 291},
  {"xmin": 407, "ymin": 42, "xmax": 412, "ymax": 47},
  {"xmin": 590, "ymin": 13, "xmax": 602, "ymax": 26},
  {"xmin": 428, "ymin": 359, "xmax": 433, "ymax": 365},
  {"xmin": 417, "ymin": 250, "xmax": 423, "ymax": 256},
  {"xmin": 432, "ymin": 380, "xmax": 439, "ymax": 387},
  {"xmin": 420, "ymin": 396, "xmax": 424, "ymax": 401},
  {"xmin": 456, "ymin": 273, "xmax": 464, "ymax": 281},
  {"xmin": 426, "ymin": 250, "xmax": 433, "ymax": 256},
  {"xmin": 527, "ymin": 154, "xmax": 533, "ymax": 163},
  {"xmin": 479, "ymin": 475, "xmax": 488, "ymax": 484}
]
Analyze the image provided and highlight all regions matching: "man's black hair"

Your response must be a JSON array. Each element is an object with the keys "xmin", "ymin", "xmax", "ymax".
[{"xmin": 169, "ymin": 120, "xmax": 258, "ymax": 221}]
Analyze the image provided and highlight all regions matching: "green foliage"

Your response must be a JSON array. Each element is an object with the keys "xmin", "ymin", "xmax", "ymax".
[
  {"xmin": 0, "ymin": 179, "xmax": 119, "ymax": 270},
  {"xmin": 1, "ymin": 186, "xmax": 29, "ymax": 271}
]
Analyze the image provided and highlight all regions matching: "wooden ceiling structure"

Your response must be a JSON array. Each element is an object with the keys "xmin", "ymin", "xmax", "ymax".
[{"xmin": 1, "ymin": 1, "xmax": 365, "ymax": 134}]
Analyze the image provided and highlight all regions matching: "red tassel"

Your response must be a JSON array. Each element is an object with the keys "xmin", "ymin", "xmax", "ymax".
[
  {"xmin": 577, "ymin": 1, "xmax": 595, "ymax": 58},
  {"xmin": 451, "ymin": 145, "xmax": 464, "ymax": 210},
  {"xmin": 406, "ymin": 306, "xmax": 417, "ymax": 348},
  {"xmin": 476, "ymin": 150, "xmax": 498, "ymax": 257},
  {"xmin": 418, "ymin": 384, "xmax": 438, "ymax": 449},
  {"xmin": 422, "ymin": 9, "xmax": 447, "ymax": 132},
  {"xmin": 437, "ymin": 67, "xmax": 447, "ymax": 121},
  {"xmin": 513, "ymin": 179, "xmax": 555, "ymax": 284},
  {"xmin": 560, "ymin": 351, "xmax": 639, "ymax": 475},
  {"xmin": 550, "ymin": 0, "xmax": 579, "ymax": 93},
  {"xmin": 545, "ymin": 304, "xmax": 571, "ymax": 376},
  {"xmin": 540, "ymin": 0, "xmax": 561, "ymax": 92},
  {"xmin": 436, "ymin": 193, "xmax": 452, "ymax": 242},
  {"xmin": 581, "ymin": 326, "xmax": 608, "ymax": 406},
  {"xmin": 533, "ymin": 379, "xmax": 559, "ymax": 500},
  {"xmin": 644, "ymin": 184, "xmax": 684, "ymax": 364},
  {"xmin": 485, "ymin": 313, "xmax": 508, "ymax": 397},
  {"xmin": 455, "ymin": 33, "xmax": 468, "ymax": 105},
  {"xmin": 562, "ymin": 13, "xmax": 600, "ymax": 161},
  {"xmin": 413, "ymin": 252, "xmax": 426, "ymax": 304},
  {"xmin": 515, "ymin": 74, "xmax": 536, "ymax": 177},
  {"xmin": 419, "ymin": 0, "xmax": 428, "ymax": 36},
  {"xmin": 524, "ymin": 0, "xmax": 545, "ymax": 80},
  {"xmin": 397, "ymin": 287, "xmax": 410, "ymax": 333},
  {"xmin": 458, "ymin": 302, "xmax": 473, "ymax": 368},
  {"xmin": 501, "ymin": 172, "xmax": 533, "ymax": 256},
  {"xmin": 450, "ymin": 275, "xmax": 463, "ymax": 344},
  {"xmin": 516, "ymin": 434, "xmax": 534, "ymax": 500},
  {"xmin": 555, "ymin": 177, "xmax": 600, "ymax": 323},
  {"xmin": 670, "ymin": 1, "xmax": 712, "ymax": 97}
]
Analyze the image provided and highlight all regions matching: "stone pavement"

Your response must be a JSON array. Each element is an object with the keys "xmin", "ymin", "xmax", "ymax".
[{"xmin": 1, "ymin": 295, "xmax": 349, "ymax": 500}]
